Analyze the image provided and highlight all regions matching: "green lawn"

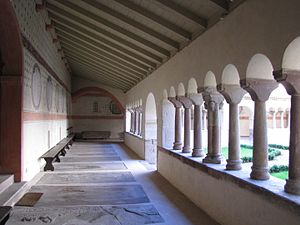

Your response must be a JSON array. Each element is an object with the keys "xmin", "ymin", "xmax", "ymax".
[
  {"xmin": 221, "ymin": 147, "xmax": 253, "ymax": 159},
  {"xmin": 271, "ymin": 171, "xmax": 288, "ymax": 180}
]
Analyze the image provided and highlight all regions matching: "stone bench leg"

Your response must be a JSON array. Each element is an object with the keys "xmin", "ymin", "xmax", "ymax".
[{"xmin": 44, "ymin": 158, "xmax": 54, "ymax": 171}]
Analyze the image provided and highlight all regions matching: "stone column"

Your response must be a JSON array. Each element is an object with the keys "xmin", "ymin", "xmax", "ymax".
[
  {"xmin": 138, "ymin": 109, "xmax": 142, "ymax": 136},
  {"xmin": 274, "ymin": 69, "xmax": 300, "ymax": 195},
  {"xmin": 189, "ymin": 94, "xmax": 205, "ymax": 157},
  {"xmin": 270, "ymin": 109, "xmax": 276, "ymax": 128},
  {"xmin": 178, "ymin": 96, "xmax": 193, "ymax": 153},
  {"xmin": 279, "ymin": 109, "xmax": 284, "ymax": 128},
  {"xmin": 135, "ymin": 110, "xmax": 139, "ymax": 135},
  {"xmin": 201, "ymin": 87, "xmax": 224, "ymax": 164},
  {"xmin": 218, "ymin": 84, "xmax": 246, "ymax": 170},
  {"xmin": 168, "ymin": 97, "xmax": 183, "ymax": 150},
  {"xmin": 241, "ymin": 78, "xmax": 278, "ymax": 180},
  {"xmin": 129, "ymin": 110, "xmax": 134, "ymax": 133}
]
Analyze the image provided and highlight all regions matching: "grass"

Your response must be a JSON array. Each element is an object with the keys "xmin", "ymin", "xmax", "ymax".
[
  {"xmin": 221, "ymin": 147, "xmax": 253, "ymax": 159},
  {"xmin": 270, "ymin": 171, "xmax": 288, "ymax": 180}
]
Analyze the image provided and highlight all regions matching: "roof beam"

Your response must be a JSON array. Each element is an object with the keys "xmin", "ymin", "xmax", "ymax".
[
  {"xmin": 82, "ymin": 0, "xmax": 179, "ymax": 50},
  {"xmin": 62, "ymin": 47, "xmax": 141, "ymax": 82},
  {"xmin": 48, "ymin": 10, "xmax": 168, "ymax": 59},
  {"xmin": 66, "ymin": 53, "xmax": 138, "ymax": 85},
  {"xmin": 68, "ymin": 58, "xmax": 134, "ymax": 89},
  {"xmin": 48, "ymin": 0, "xmax": 170, "ymax": 55},
  {"xmin": 55, "ymin": 27, "xmax": 155, "ymax": 70},
  {"xmin": 61, "ymin": 41, "xmax": 145, "ymax": 78},
  {"xmin": 52, "ymin": 21, "xmax": 157, "ymax": 68},
  {"xmin": 208, "ymin": 0, "xmax": 229, "ymax": 11},
  {"xmin": 58, "ymin": 37, "xmax": 147, "ymax": 76},
  {"xmin": 155, "ymin": 0, "xmax": 207, "ymax": 27},
  {"xmin": 113, "ymin": 0, "xmax": 192, "ymax": 40}
]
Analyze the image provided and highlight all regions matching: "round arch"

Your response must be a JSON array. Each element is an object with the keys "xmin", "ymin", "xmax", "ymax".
[{"xmin": 144, "ymin": 93, "xmax": 157, "ymax": 164}]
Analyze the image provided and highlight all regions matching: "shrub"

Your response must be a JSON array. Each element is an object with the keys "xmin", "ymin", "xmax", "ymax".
[
  {"xmin": 268, "ymin": 144, "xmax": 289, "ymax": 150},
  {"xmin": 241, "ymin": 156, "xmax": 252, "ymax": 163},
  {"xmin": 240, "ymin": 144, "xmax": 253, "ymax": 149},
  {"xmin": 269, "ymin": 165, "xmax": 289, "ymax": 173}
]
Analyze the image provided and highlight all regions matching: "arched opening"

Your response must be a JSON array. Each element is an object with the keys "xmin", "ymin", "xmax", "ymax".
[
  {"xmin": 144, "ymin": 93, "xmax": 157, "ymax": 164},
  {"xmin": 0, "ymin": 0, "xmax": 23, "ymax": 181},
  {"xmin": 162, "ymin": 89, "xmax": 175, "ymax": 149}
]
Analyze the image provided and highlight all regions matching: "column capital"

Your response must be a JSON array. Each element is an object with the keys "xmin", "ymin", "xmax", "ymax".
[
  {"xmin": 168, "ymin": 97, "xmax": 182, "ymax": 108},
  {"xmin": 273, "ymin": 69, "xmax": 300, "ymax": 95},
  {"xmin": 240, "ymin": 78, "xmax": 278, "ymax": 102},
  {"xmin": 188, "ymin": 93, "xmax": 203, "ymax": 106},
  {"xmin": 217, "ymin": 84, "xmax": 246, "ymax": 104},
  {"xmin": 202, "ymin": 87, "xmax": 224, "ymax": 111},
  {"xmin": 177, "ymin": 96, "xmax": 193, "ymax": 109}
]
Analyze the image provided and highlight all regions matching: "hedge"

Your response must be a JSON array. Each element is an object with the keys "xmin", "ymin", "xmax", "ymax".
[
  {"xmin": 268, "ymin": 144, "xmax": 289, "ymax": 150},
  {"xmin": 269, "ymin": 165, "xmax": 289, "ymax": 173},
  {"xmin": 241, "ymin": 148, "xmax": 281, "ymax": 163}
]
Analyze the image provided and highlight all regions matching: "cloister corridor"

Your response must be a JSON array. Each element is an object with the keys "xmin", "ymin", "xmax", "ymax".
[{"xmin": 1, "ymin": 0, "xmax": 300, "ymax": 225}]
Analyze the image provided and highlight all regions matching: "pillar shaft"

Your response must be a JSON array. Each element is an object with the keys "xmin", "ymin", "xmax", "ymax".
[
  {"xmin": 285, "ymin": 95, "xmax": 300, "ymax": 194},
  {"xmin": 227, "ymin": 103, "xmax": 242, "ymax": 170},
  {"xmin": 251, "ymin": 101, "xmax": 269, "ymax": 180},
  {"xmin": 173, "ymin": 107, "xmax": 183, "ymax": 150},
  {"xmin": 202, "ymin": 89, "xmax": 224, "ymax": 164},
  {"xmin": 192, "ymin": 105, "xmax": 204, "ymax": 157},
  {"xmin": 182, "ymin": 107, "xmax": 191, "ymax": 153}
]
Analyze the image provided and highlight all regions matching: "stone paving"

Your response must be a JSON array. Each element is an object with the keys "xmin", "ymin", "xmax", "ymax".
[{"xmin": 7, "ymin": 142, "xmax": 219, "ymax": 225}]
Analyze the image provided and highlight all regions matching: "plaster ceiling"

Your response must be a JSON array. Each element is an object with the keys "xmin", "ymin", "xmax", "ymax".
[{"xmin": 44, "ymin": 0, "xmax": 246, "ymax": 92}]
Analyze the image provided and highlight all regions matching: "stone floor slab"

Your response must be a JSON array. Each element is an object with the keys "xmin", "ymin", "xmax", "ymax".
[
  {"xmin": 29, "ymin": 185, "xmax": 149, "ymax": 206},
  {"xmin": 37, "ymin": 172, "xmax": 135, "ymax": 185},
  {"xmin": 60, "ymin": 156, "xmax": 121, "ymax": 163},
  {"xmin": 53, "ymin": 162, "xmax": 127, "ymax": 171},
  {"xmin": 7, "ymin": 205, "xmax": 164, "ymax": 225}
]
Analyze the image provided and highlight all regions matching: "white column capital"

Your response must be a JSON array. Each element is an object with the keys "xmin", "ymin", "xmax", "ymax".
[{"xmin": 217, "ymin": 84, "xmax": 246, "ymax": 104}]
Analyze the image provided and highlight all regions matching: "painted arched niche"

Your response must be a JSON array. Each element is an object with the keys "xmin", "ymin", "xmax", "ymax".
[
  {"xmin": 282, "ymin": 36, "xmax": 300, "ymax": 71},
  {"xmin": 177, "ymin": 83, "xmax": 185, "ymax": 96},
  {"xmin": 144, "ymin": 93, "xmax": 157, "ymax": 164},
  {"xmin": 246, "ymin": 54, "xmax": 274, "ymax": 79},
  {"xmin": 162, "ymin": 89, "xmax": 175, "ymax": 149},
  {"xmin": 169, "ymin": 86, "xmax": 176, "ymax": 98}
]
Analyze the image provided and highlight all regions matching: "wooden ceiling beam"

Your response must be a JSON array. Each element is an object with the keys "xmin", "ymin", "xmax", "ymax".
[
  {"xmin": 82, "ymin": 0, "xmax": 179, "ymax": 50},
  {"xmin": 66, "ymin": 53, "xmax": 138, "ymax": 85},
  {"xmin": 155, "ymin": 0, "xmax": 207, "ymax": 27},
  {"xmin": 55, "ymin": 28, "xmax": 154, "ymax": 70},
  {"xmin": 209, "ymin": 0, "xmax": 229, "ymax": 11},
  {"xmin": 61, "ymin": 41, "xmax": 145, "ymax": 78},
  {"xmin": 48, "ymin": 11, "xmax": 168, "ymax": 59},
  {"xmin": 48, "ymin": 1, "xmax": 169, "ymax": 56},
  {"xmin": 62, "ymin": 47, "xmax": 142, "ymax": 82},
  {"xmin": 113, "ymin": 0, "xmax": 192, "ymax": 40},
  {"xmin": 52, "ymin": 22, "xmax": 157, "ymax": 68},
  {"xmin": 59, "ymin": 37, "xmax": 147, "ymax": 76}
]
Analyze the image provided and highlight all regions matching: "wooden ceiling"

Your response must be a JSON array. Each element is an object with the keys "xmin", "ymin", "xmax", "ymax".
[{"xmin": 43, "ymin": 0, "xmax": 245, "ymax": 92}]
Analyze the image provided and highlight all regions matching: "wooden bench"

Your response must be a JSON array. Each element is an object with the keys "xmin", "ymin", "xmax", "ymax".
[
  {"xmin": 41, "ymin": 134, "xmax": 74, "ymax": 171},
  {"xmin": 0, "ymin": 206, "xmax": 12, "ymax": 225},
  {"xmin": 81, "ymin": 131, "xmax": 111, "ymax": 139}
]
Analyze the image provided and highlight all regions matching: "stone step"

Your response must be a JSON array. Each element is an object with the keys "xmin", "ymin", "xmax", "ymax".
[
  {"xmin": 0, "ymin": 182, "xmax": 29, "ymax": 206},
  {"xmin": 0, "ymin": 175, "xmax": 14, "ymax": 195}
]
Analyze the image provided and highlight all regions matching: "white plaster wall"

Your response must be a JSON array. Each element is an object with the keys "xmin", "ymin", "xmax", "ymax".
[
  {"xmin": 23, "ymin": 120, "xmax": 67, "ymax": 181},
  {"xmin": 125, "ymin": 0, "xmax": 300, "ymax": 147},
  {"xmin": 124, "ymin": 133, "xmax": 145, "ymax": 159},
  {"xmin": 158, "ymin": 151, "xmax": 300, "ymax": 225}
]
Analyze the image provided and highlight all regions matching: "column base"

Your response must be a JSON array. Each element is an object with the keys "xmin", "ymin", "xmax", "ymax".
[
  {"xmin": 284, "ymin": 179, "xmax": 300, "ymax": 195},
  {"xmin": 203, "ymin": 154, "xmax": 222, "ymax": 164},
  {"xmin": 173, "ymin": 142, "xmax": 182, "ymax": 150},
  {"xmin": 226, "ymin": 159, "xmax": 242, "ymax": 170},
  {"xmin": 250, "ymin": 166, "xmax": 270, "ymax": 180},
  {"xmin": 182, "ymin": 146, "xmax": 191, "ymax": 153},
  {"xmin": 192, "ymin": 149, "xmax": 205, "ymax": 157}
]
